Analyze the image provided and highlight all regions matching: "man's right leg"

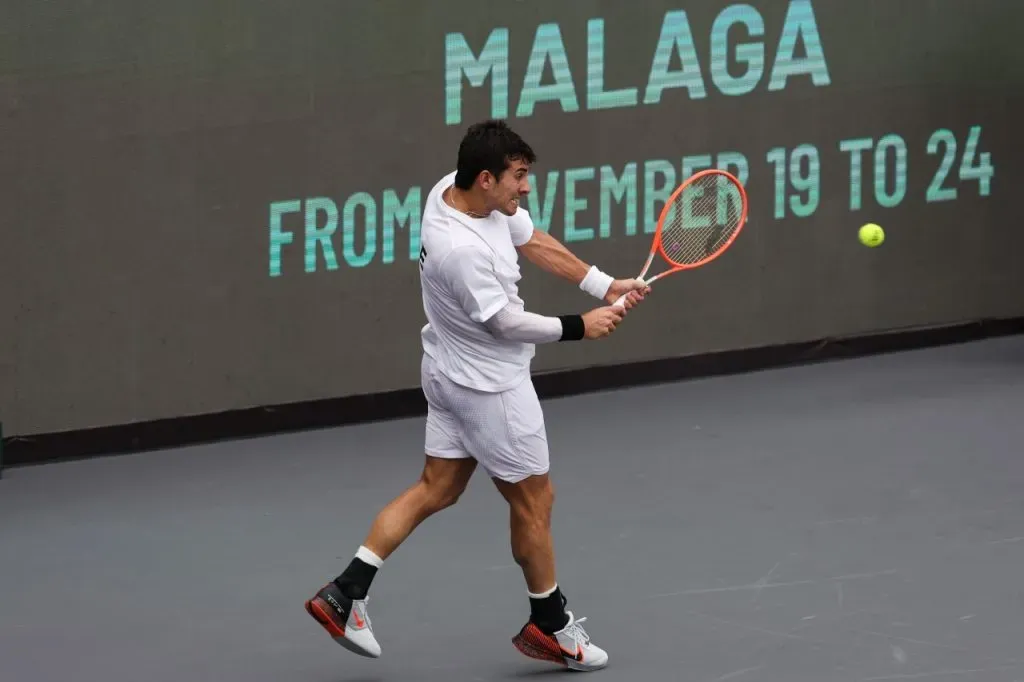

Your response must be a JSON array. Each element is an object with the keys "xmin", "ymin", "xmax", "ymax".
[
  {"xmin": 353, "ymin": 454, "xmax": 478, "ymax": 565},
  {"xmin": 306, "ymin": 353, "xmax": 477, "ymax": 658},
  {"xmin": 305, "ymin": 455, "xmax": 476, "ymax": 658}
]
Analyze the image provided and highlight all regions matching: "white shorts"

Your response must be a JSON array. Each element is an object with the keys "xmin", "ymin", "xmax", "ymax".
[{"xmin": 421, "ymin": 353, "xmax": 549, "ymax": 483}]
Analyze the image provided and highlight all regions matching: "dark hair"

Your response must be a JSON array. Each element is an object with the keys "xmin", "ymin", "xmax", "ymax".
[{"xmin": 453, "ymin": 119, "xmax": 537, "ymax": 190}]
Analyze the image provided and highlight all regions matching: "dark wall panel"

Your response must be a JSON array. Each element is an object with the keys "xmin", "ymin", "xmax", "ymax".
[{"xmin": 3, "ymin": 0, "xmax": 1022, "ymax": 436}]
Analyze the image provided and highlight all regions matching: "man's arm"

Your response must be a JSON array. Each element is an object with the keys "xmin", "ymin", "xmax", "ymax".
[
  {"xmin": 439, "ymin": 245, "xmax": 622, "ymax": 343},
  {"xmin": 516, "ymin": 228, "xmax": 593, "ymax": 287},
  {"xmin": 517, "ymin": 228, "xmax": 650, "ymax": 306}
]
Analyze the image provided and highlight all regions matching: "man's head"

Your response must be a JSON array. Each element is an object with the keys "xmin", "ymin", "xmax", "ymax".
[{"xmin": 453, "ymin": 119, "xmax": 536, "ymax": 216}]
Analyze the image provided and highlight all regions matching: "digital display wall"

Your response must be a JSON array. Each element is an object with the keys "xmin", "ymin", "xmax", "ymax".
[{"xmin": 3, "ymin": 0, "xmax": 1022, "ymax": 438}]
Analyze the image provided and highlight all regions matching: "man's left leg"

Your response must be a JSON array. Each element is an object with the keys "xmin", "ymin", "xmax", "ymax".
[
  {"xmin": 493, "ymin": 472, "xmax": 609, "ymax": 672},
  {"xmin": 469, "ymin": 376, "xmax": 609, "ymax": 671}
]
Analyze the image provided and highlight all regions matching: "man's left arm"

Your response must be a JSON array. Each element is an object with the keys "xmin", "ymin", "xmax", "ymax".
[{"xmin": 514, "ymin": 220, "xmax": 648, "ymax": 306}]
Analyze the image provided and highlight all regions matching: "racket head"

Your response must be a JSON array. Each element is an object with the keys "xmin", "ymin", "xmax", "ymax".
[{"xmin": 653, "ymin": 169, "xmax": 749, "ymax": 274}]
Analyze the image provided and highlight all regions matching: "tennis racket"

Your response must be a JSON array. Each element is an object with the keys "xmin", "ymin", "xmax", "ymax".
[{"xmin": 612, "ymin": 169, "xmax": 749, "ymax": 308}]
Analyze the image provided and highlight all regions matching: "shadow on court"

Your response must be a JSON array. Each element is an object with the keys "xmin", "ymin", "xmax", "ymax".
[{"xmin": 1, "ymin": 337, "xmax": 1022, "ymax": 682}]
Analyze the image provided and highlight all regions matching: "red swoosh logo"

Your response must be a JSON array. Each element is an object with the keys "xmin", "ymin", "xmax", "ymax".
[{"xmin": 561, "ymin": 644, "xmax": 584, "ymax": 662}]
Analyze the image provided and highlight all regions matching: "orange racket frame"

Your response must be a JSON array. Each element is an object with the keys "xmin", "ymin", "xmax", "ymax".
[{"xmin": 612, "ymin": 169, "xmax": 749, "ymax": 307}]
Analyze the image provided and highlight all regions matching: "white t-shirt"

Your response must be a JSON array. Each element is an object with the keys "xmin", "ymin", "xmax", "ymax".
[{"xmin": 418, "ymin": 171, "xmax": 537, "ymax": 392}]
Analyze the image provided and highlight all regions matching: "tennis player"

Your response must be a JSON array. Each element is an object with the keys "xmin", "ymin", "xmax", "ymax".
[{"xmin": 305, "ymin": 119, "xmax": 648, "ymax": 672}]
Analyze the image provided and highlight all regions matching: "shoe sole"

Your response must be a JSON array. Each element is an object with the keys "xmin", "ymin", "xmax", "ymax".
[
  {"xmin": 305, "ymin": 599, "xmax": 380, "ymax": 659},
  {"xmin": 566, "ymin": 658, "xmax": 609, "ymax": 672},
  {"xmin": 512, "ymin": 631, "xmax": 566, "ymax": 666},
  {"xmin": 512, "ymin": 627, "xmax": 608, "ymax": 672}
]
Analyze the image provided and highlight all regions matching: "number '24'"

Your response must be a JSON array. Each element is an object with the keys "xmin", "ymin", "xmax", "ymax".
[{"xmin": 927, "ymin": 126, "xmax": 994, "ymax": 202}]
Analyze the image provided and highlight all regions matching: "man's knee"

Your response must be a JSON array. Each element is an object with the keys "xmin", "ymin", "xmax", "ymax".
[
  {"xmin": 504, "ymin": 474, "xmax": 554, "ymax": 525},
  {"xmin": 419, "ymin": 457, "xmax": 475, "ymax": 513},
  {"xmin": 426, "ymin": 483, "xmax": 465, "ymax": 513}
]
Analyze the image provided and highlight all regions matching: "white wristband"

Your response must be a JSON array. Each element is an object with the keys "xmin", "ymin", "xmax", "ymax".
[{"xmin": 579, "ymin": 265, "xmax": 614, "ymax": 300}]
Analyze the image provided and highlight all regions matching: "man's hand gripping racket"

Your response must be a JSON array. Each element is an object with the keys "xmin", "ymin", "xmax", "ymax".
[{"xmin": 611, "ymin": 169, "xmax": 749, "ymax": 309}]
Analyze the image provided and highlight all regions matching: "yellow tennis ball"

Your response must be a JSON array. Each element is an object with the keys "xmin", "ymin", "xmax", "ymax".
[{"xmin": 859, "ymin": 223, "xmax": 885, "ymax": 247}]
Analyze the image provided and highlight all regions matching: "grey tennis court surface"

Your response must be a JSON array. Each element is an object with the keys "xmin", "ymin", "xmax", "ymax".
[{"xmin": 2, "ymin": 336, "xmax": 1023, "ymax": 682}]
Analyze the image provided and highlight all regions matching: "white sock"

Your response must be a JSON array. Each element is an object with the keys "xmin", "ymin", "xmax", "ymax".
[
  {"xmin": 355, "ymin": 545, "xmax": 384, "ymax": 568},
  {"xmin": 527, "ymin": 583, "xmax": 558, "ymax": 599}
]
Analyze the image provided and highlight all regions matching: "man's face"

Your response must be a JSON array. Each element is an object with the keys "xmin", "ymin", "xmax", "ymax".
[{"xmin": 484, "ymin": 159, "xmax": 530, "ymax": 216}]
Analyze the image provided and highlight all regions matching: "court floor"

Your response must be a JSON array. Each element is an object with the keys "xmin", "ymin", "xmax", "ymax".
[{"xmin": 2, "ymin": 336, "xmax": 1023, "ymax": 682}]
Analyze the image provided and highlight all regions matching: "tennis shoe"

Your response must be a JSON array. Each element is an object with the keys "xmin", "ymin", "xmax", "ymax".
[
  {"xmin": 305, "ymin": 582, "xmax": 381, "ymax": 658},
  {"xmin": 512, "ymin": 610, "xmax": 609, "ymax": 671}
]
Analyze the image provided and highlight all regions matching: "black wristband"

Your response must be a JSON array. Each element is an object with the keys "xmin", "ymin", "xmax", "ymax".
[{"xmin": 557, "ymin": 315, "xmax": 585, "ymax": 341}]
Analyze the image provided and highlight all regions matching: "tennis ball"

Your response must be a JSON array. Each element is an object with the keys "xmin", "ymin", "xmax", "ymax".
[{"xmin": 859, "ymin": 223, "xmax": 885, "ymax": 247}]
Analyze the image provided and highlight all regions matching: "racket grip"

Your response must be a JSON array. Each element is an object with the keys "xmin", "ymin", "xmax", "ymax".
[{"xmin": 611, "ymin": 277, "xmax": 648, "ymax": 308}]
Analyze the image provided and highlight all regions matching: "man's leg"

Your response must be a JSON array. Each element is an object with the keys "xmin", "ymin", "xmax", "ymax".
[
  {"xmin": 305, "ymin": 455, "xmax": 475, "ymax": 658},
  {"xmin": 494, "ymin": 471, "xmax": 608, "ymax": 672},
  {"xmin": 456, "ymin": 374, "xmax": 608, "ymax": 671},
  {"xmin": 492, "ymin": 473, "xmax": 562, "ymax": 625},
  {"xmin": 306, "ymin": 354, "xmax": 477, "ymax": 658},
  {"xmin": 339, "ymin": 455, "xmax": 477, "ymax": 593}
]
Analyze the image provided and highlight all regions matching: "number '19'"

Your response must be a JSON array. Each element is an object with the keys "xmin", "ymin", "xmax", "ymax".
[{"xmin": 766, "ymin": 144, "xmax": 820, "ymax": 219}]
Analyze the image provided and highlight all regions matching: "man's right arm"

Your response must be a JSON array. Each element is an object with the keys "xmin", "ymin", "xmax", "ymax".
[
  {"xmin": 483, "ymin": 304, "xmax": 585, "ymax": 343},
  {"xmin": 440, "ymin": 247, "xmax": 623, "ymax": 343}
]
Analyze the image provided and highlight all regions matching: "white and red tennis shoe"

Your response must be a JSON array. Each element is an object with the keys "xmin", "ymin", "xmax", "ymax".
[{"xmin": 512, "ymin": 610, "xmax": 610, "ymax": 672}]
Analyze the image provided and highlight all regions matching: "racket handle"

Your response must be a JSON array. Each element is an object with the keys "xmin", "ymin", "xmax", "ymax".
[{"xmin": 611, "ymin": 277, "xmax": 649, "ymax": 309}]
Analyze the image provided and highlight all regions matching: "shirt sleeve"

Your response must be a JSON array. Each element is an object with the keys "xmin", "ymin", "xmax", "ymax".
[
  {"xmin": 483, "ymin": 303, "xmax": 563, "ymax": 343},
  {"xmin": 507, "ymin": 206, "xmax": 536, "ymax": 247},
  {"xmin": 440, "ymin": 246, "xmax": 509, "ymax": 323}
]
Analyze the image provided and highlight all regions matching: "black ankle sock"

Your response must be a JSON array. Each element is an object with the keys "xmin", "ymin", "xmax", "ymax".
[
  {"xmin": 530, "ymin": 586, "xmax": 570, "ymax": 634},
  {"xmin": 334, "ymin": 558, "xmax": 378, "ymax": 600}
]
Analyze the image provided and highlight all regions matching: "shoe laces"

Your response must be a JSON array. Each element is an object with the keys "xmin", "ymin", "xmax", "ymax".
[{"xmin": 560, "ymin": 612, "xmax": 591, "ymax": 648}]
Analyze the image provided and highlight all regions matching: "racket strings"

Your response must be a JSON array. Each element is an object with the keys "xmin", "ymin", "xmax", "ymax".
[{"xmin": 660, "ymin": 175, "xmax": 743, "ymax": 266}]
